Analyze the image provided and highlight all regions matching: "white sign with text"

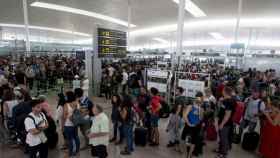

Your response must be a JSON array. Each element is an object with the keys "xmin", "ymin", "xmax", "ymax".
[{"xmin": 178, "ymin": 79, "xmax": 205, "ymax": 98}]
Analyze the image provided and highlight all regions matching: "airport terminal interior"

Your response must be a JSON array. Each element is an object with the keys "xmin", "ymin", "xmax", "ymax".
[{"xmin": 1, "ymin": 0, "xmax": 280, "ymax": 158}]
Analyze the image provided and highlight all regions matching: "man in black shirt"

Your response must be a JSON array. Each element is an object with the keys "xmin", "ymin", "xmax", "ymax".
[{"xmin": 216, "ymin": 86, "xmax": 235, "ymax": 158}]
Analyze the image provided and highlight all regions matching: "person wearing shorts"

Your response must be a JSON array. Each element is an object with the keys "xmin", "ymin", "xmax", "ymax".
[
  {"xmin": 149, "ymin": 87, "xmax": 162, "ymax": 146},
  {"xmin": 181, "ymin": 97, "xmax": 203, "ymax": 158}
]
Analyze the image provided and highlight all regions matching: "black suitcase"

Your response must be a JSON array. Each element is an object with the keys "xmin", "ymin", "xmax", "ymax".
[
  {"xmin": 232, "ymin": 126, "xmax": 241, "ymax": 144},
  {"xmin": 134, "ymin": 127, "xmax": 148, "ymax": 146},
  {"xmin": 241, "ymin": 132, "xmax": 260, "ymax": 151}
]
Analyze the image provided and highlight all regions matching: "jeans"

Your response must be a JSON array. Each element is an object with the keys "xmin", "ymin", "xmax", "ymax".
[
  {"xmin": 29, "ymin": 143, "xmax": 48, "ymax": 158},
  {"xmin": 123, "ymin": 124, "xmax": 134, "ymax": 153},
  {"xmin": 113, "ymin": 121, "xmax": 124, "ymax": 141},
  {"xmin": 64, "ymin": 126, "xmax": 80, "ymax": 156},
  {"xmin": 218, "ymin": 126, "xmax": 232, "ymax": 155}
]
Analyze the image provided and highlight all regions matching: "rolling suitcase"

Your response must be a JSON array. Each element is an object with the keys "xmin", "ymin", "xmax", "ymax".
[
  {"xmin": 134, "ymin": 127, "xmax": 148, "ymax": 146},
  {"xmin": 241, "ymin": 132, "xmax": 260, "ymax": 151}
]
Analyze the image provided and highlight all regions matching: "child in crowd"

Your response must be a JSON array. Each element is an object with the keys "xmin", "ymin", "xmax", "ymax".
[{"xmin": 166, "ymin": 104, "xmax": 182, "ymax": 148}]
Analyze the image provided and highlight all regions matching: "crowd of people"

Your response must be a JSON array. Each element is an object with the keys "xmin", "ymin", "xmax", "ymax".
[
  {"xmin": 100, "ymin": 61, "xmax": 280, "ymax": 158},
  {"xmin": 0, "ymin": 56, "xmax": 280, "ymax": 158},
  {"xmin": 0, "ymin": 55, "xmax": 86, "ymax": 95}
]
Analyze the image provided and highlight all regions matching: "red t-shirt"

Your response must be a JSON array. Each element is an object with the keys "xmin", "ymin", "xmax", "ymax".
[{"xmin": 151, "ymin": 96, "xmax": 161, "ymax": 115}]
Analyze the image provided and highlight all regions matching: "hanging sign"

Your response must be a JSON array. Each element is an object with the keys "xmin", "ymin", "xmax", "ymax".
[{"xmin": 178, "ymin": 79, "xmax": 205, "ymax": 98}]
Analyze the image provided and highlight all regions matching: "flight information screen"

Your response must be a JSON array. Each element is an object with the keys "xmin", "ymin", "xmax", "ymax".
[{"xmin": 98, "ymin": 28, "xmax": 127, "ymax": 58}]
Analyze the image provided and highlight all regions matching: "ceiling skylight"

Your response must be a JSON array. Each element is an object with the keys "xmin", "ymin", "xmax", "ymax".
[
  {"xmin": 31, "ymin": 1, "xmax": 136, "ymax": 27},
  {"xmin": 173, "ymin": 0, "xmax": 207, "ymax": 18}
]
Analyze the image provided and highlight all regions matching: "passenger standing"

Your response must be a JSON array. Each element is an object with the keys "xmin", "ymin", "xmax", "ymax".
[
  {"xmin": 120, "ymin": 95, "xmax": 135, "ymax": 155},
  {"xmin": 121, "ymin": 69, "xmax": 128, "ymax": 94},
  {"xmin": 181, "ymin": 98, "xmax": 203, "ymax": 158},
  {"xmin": 74, "ymin": 88, "xmax": 93, "ymax": 150},
  {"xmin": 149, "ymin": 87, "xmax": 161, "ymax": 146},
  {"xmin": 72, "ymin": 75, "xmax": 81, "ymax": 91},
  {"xmin": 166, "ymin": 104, "xmax": 182, "ymax": 148},
  {"xmin": 63, "ymin": 91, "xmax": 80, "ymax": 157},
  {"xmin": 81, "ymin": 76, "xmax": 89, "ymax": 97},
  {"xmin": 110, "ymin": 94, "xmax": 123, "ymax": 144},
  {"xmin": 239, "ymin": 89, "xmax": 266, "ymax": 135},
  {"xmin": 215, "ymin": 86, "xmax": 235, "ymax": 158},
  {"xmin": 24, "ymin": 99, "xmax": 49, "ymax": 158},
  {"xmin": 88, "ymin": 105, "xmax": 110, "ymax": 158}
]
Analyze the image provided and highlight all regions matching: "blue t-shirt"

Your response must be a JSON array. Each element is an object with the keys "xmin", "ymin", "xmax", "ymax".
[{"xmin": 188, "ymin": 105, "xmax": 200, "ymax": 126}]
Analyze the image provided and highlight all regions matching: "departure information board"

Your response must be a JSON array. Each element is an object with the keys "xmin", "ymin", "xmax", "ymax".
[{"xmin": 98, "ymin": 28, "xmax": 127, "ymax": 58}]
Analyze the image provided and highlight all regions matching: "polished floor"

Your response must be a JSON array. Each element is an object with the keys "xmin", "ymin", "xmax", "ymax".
[{"xmin": 0, "ymin": 95, "xmax": 259, "ymax": 158}]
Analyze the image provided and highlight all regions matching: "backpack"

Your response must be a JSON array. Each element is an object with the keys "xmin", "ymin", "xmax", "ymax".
[
  {"xmin": 25, "ymin": 67, "xmax": 35, "ymax": 78},
  {"xmin": 70, "ymin": 109, "xmax": 85, "ymax": 126},
  {"xmin": 232, "ymin": 101, "xmax": 245, "ymax": 125},
  {"xmin": 25, "ymin": 113, "xmax": 58, "ymax": 149}
]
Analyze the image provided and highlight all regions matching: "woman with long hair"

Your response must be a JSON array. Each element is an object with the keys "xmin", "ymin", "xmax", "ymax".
[
  {"xmin": 110, "ymin": 94, "xmax": 123, "ymax": 143},
  {"xmin": 63, "ymin": 91, "xmax": 80, "ymax": 158}
]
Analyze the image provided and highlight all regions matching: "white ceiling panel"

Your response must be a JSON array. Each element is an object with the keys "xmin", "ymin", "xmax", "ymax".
[{"xmin": 1, "ymin": 0, "xmax": 280, "ymax": 47}]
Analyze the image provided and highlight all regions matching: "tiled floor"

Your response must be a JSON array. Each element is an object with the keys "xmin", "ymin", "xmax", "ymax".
[{"xmin": 0, "ymin": 95, "xmax": 259, "ymax": 158}]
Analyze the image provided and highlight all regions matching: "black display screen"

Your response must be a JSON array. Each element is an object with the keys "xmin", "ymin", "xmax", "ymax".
[{"xmin": 98, "ymin": 28, "xmax": 127, "ymax": 58}]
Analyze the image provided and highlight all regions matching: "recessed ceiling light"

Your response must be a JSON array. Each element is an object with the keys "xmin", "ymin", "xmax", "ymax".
[
  {"xmin": 173, "ymin": 0, "xmax": 206, "ymax": 18},
  {"xmin": 31, "ymin": 1, "xmax": 136, "ymax": 27},
  {"xmin": 153, "ymin": 37, "xmax": 169, "ymax": 44},
  {"xmin": 209, "ymin": 32, "xmax": 225, "ymax": 40},
  {"xmin": 0, "ymin": 23, "xmax": 91, "ymax": 37}
]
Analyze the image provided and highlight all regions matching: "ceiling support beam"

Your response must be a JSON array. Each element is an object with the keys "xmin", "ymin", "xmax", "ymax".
[
  {"xmin": 235, "ymin": 0, "xmax": 243, "ymax": 43},
  {"xmin": 173, "ymin": 0, "xmax": 186, "ymax": 69},
  {"xmin": 127, "ymin": 0, "xmax": 132, "ymax": 51},
  {"xmin": 22, "ymin": 0, "xmax": 31, "ymax": 52}
]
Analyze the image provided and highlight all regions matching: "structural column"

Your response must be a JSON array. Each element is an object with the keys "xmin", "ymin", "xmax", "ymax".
[
  {"xmin": 173, "ymin": 0, "xmax": 185, "ymax": 70},
  {"xmin": 127, "ymin": 0, "xmax": 132, "ymax": 51},
  {"xmin": 234, "ymin": 0, "xmax": 243, "ymax": 43},
  {"xmin": 22, "ymin": 0, "xmax": 31, "ymax": 52},
  {"xmin": 92, "ymin": 25, "xmax": 102, "ymax": 96}
]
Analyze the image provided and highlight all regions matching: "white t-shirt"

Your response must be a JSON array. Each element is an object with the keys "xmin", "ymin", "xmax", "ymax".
[
  {"xmin": 108, "ymin": 67, "xmax": 115, "ymax": 77},
  {"xmin": 122, "ymin": 72, "xmax": 128, "ymax": 85},
  {"xmin": 82, "ymin": 79, "xmax": 89, "ymax": 90},
  {"xmin": 89, "ymin": 112, "xmax": 109, "ymax": 146},
  {"xmin": 24, "ymin": 112, "xmax": 48, "ymax": 147}
]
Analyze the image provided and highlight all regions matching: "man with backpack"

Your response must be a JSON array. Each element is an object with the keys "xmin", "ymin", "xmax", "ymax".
[
  {"xmin": 24, "ymin": 99, "xmax": 49, "ymax": 158},
  {"xmin": 239, "ymin": 89, "xmax": 266, "ymax": 135},
  {"xmin": 74, "ymin": 88, "xmax": 94, "ymax": 150}
]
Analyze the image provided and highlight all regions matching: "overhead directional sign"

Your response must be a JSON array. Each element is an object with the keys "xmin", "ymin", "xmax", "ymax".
[{"xmin": 98, "ymin": 28, "xmax": 127, "ymax": 58}]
